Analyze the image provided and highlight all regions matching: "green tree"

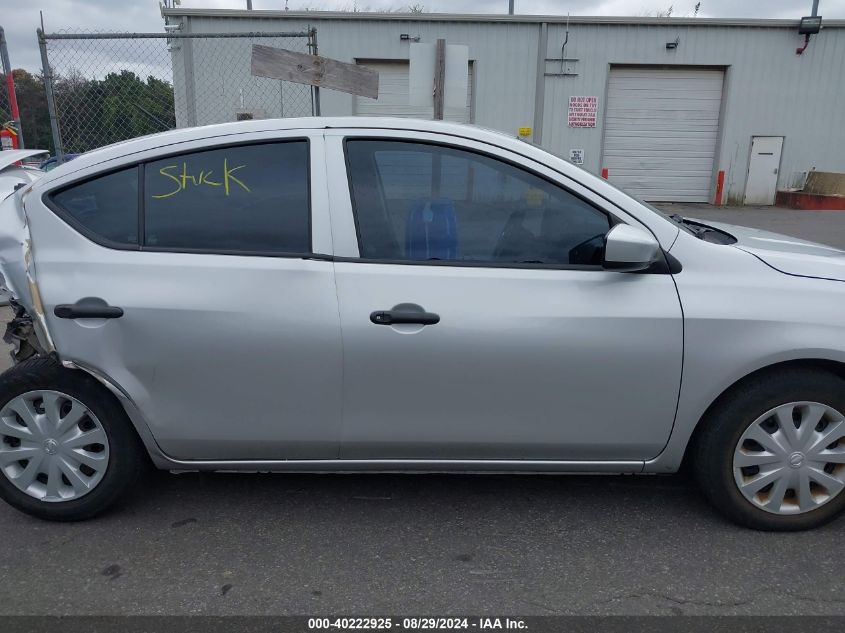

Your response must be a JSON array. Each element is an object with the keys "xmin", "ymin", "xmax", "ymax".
[{"xmin": 52, "ymin": 69, "xmax": 175, "ymax": 153}]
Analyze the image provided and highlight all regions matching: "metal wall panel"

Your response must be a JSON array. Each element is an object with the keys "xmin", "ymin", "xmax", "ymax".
[
  {"xmin": 181, "ymin": 15, "xmax": 537, "ymax": 137},
  {"xmin": 541, "ymin": 22, "xmax": 845, "ymax": 204},
  {"xmin": 170, "ymin": 13, "xmax": 845, "ymax": 204}
]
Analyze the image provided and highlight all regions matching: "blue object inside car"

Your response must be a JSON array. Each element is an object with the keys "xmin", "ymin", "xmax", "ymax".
[{"xmin": 405, "ymin": 198, "xmax": 458, "ymax": 260}]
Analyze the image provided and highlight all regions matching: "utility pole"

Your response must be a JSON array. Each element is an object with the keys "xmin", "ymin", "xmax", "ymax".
[
  {"xmin": 247, "ymin": 0, "xmax": 253, "ymax": 9},
  {"xmin": 509, "ymin": 0, "xmax": 515, "ymax": 14},
  {"xmin": 812, "ymin": 0, "xmax": 820, "ymax": 16},
  {"xmin": 0, "ymin": 26, "xmax": 24, "ymax": 148}
]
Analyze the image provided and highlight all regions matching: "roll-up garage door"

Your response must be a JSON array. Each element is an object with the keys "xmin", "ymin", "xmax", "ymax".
[
  {"xmin": 602, "ymin": 67, "xmax": 724, "ymax": 202},
  {"xmin": 355, "ymin": 60, "xmax": 473, "ymax": 123}
]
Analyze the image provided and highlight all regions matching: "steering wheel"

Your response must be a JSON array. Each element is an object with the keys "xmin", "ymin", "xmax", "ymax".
[{"xmin": 493, "ymin": 211, "xmax": 531, "ymax": 260}]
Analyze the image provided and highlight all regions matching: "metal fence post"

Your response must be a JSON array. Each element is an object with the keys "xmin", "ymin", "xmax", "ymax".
[
  {"xmin": 37, "ymin": 28, "xmax": 63, "ymax": 162},
  {"xmin": 310, "ymin": 27, "xmax": 321, "ymax": 117},
  {"xmin": 0, "ymin": 26, "xmax": 24, "ymax": 148},
  {"xmin": 181, "ymin": 22, "xmax": 198, "ymax": 127}
]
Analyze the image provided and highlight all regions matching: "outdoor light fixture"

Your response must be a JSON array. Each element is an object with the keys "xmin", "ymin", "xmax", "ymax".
[
  {"xmin": 799, "ymin": 15, "xmax": 823, "ymax": 34},
  {"xmin": 666, "ymin": 36, "xmax": 680, "ymax": 50},
  {"xmin": 797, "ymin": 15, "xmax": 823, "ymax": 54},
  {"xmin": 400, "ymin": 33, "xmax": 421, "ymax": 42}
]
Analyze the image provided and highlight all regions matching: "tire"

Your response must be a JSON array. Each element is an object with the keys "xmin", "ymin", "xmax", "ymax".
[
  {"xmin": 694, "ymin": 367, "xmax": 845, "ymax": 531},
  {"xmin": 0, "ymin": 356, "xmax": 143, "ymax": 521}
]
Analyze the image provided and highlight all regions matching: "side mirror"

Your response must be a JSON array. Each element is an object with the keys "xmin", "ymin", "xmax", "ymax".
[{"xmin": 602, "ymin": 224, "xmax": 661, "ymax": 272}]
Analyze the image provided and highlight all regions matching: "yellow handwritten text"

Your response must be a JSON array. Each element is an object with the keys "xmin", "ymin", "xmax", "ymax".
[{"xmin": 151, "ymin": 158, "xmax": 251, "ymax": 199}]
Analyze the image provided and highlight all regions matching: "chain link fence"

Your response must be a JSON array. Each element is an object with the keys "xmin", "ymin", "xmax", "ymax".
[
  {"xmin": 38, "ymin": 28, "xmax": 318, "ymax": 159},
  {"xmin": 0, "ymin": 72, "xmax": 10, "ymax": 146}
]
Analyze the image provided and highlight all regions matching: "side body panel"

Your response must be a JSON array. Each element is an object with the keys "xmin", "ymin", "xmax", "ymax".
[
  {"xmin": 333, "ymin": 262, "xmax": 683, "ymax": 460},
  {"xmin": 11, "ymin": 120, "xmax": 845, "ymax": 473},
  {"xmin": 24, "ymin": 131, "xmax": 344, "ymax": 460}
]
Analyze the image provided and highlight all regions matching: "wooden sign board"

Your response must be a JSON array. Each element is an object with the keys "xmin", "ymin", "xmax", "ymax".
[{"xmin": 251, "ymin": 45, "xmax": 379, "ymax": 99}]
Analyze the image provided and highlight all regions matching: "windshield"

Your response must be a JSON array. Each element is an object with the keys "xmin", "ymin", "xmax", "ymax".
[{"xmin": 522, "ymin": 141, "xmax": 736, "ymax": 243}]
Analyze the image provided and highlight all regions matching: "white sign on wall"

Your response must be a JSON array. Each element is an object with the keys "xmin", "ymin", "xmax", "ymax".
[
  {"xmin": 569, "ymin": 148, "xmax": 584, "ymax": 165},
  {"xmin": 568, "ymin": 96, "xmax": 598, "ymax": 128},
  {"xmin": 409, "ymin": 42, "xmax": 469, "ymax": 109}
]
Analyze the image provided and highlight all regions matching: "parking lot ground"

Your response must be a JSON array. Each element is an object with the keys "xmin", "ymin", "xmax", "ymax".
[{"xmin": 2, "ymin": 207, "xmax": 845, "ymax": 616}]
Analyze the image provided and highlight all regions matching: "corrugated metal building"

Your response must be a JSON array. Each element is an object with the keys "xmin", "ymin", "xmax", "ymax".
[{"xmin": 162, "ymin": 8, "xmax": 845, "ymax": 205}]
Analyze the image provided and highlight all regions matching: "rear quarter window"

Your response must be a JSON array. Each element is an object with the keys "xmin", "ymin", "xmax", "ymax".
[{"xmin": 50, "ymin": 166, "xmax": 140, "ymax": 245}]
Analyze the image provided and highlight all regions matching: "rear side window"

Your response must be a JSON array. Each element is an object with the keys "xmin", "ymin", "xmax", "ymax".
[
  {"xmin": 51, "ymin": 167, "xmax": 139, "ymax": 245},
  {"xmin": 143, "ymin": 141, "xmax": 310, "ymax": 253}
]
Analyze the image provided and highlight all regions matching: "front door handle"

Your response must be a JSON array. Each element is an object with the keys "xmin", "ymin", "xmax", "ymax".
[
  {"xmin": 370, "ymin": 304, "xmax": 440, "ymax": 326},
  {"xmin": 54, "ymin": 297, "xmax": 124, "ymax": 319}
]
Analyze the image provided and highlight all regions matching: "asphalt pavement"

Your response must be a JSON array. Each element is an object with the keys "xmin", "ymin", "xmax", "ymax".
[{"xmin": 2, "ymin": 205, "xmax": 845, "ymax": 616}]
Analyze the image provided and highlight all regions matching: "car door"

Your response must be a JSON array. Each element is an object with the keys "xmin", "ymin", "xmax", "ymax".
[
  {"xmin": 30, "ymin": 132, "xmax": 343, "ymax": 460},
  {"xmin": 325, "ymin": 130, "xmax": 683, "ymax": 463}
]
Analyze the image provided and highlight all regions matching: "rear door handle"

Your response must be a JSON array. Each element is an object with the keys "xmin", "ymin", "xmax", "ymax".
[
  {"xmin": 370, "ymin": 308, "xmax": 440, "ymax": 326},
  {"xmin": 54, "ymin": 298, "xmax": 124, "ymax": 319}
]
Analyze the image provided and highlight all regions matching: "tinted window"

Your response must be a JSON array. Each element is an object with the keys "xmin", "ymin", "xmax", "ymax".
[
  {"xmin": 345, "ymin": 140, "xmax": 610, "ymax": 265},
  {"xmin": 52, "ymin": 167, "xmax": 139, "ymax": 245},
  {"xmin": 144, "ymin": 142, "xmax": 310, "ymax": 253}
]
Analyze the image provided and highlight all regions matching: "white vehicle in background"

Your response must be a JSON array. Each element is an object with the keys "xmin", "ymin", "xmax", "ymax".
[{"xmin": 0, "ymin": 150, "xmax": 49, "ymax": 199}]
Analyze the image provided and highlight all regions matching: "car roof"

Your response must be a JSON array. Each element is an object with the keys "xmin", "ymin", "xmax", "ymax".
[{"xmin": 37, "ymin": 117, "xmax": 516, "ymax": 184}]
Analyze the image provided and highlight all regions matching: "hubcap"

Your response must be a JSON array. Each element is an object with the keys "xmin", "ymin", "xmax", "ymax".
[
  {"xmin": 733, "ymin": 402, "xmax": 845, "ymax": 515},
  {"xmin": 0, "ymin": 390, "xmax": 109, "ymax": 502}
]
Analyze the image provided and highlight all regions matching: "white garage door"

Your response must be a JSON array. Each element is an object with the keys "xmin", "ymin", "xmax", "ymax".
[
  {"xmin": 355, "ymin": 60, "xmax": 473, "ymax": 123},
  {"xmin": 603, "ymin": 67, "xmax": 724, "ymax": 202}
]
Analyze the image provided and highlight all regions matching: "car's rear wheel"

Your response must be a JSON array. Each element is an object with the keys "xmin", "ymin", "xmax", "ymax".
[
  {"xmin": 0, "ymin": 357, "xmax": 143, "ymax": 521},
  {"xmin": 694, "ymin": 368, "xmax": 845, "ymax": 530}
]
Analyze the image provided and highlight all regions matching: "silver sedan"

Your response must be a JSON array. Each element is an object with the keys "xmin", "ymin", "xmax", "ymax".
[{"xmin": 0, "ymin": 118, "xmax": 843, "ymax": 530}]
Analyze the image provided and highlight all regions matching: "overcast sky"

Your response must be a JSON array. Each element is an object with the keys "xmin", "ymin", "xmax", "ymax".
[{"xmin": 4, "ymin": 0, "xmax": 843, "ymax": 72}]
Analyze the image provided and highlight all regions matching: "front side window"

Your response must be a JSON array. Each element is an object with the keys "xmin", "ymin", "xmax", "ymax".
[
  {"xmin": 51, "ymin": 166, "xmax": 139, "ymax": 245},
  {"xmin": 144, "ymin": 141, "xmax": 310, "ymax": 253},
  {"xmin": 345, "ymin": 140, "xmax": 611, "ymax": 265}
]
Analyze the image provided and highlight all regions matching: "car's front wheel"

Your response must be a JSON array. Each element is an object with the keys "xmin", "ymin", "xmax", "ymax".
[
  {"xmin": 694, "ymin": 368, "xmax": 845, "ymax": 530},
  {"xmin": 0, "ymin": 357, "xmax": 143, "ymax": 521}
]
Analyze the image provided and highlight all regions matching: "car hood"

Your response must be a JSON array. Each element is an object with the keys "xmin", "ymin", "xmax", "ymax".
[{"xmin": 692, "ymin": 218, "xmax": 845, "ymax": 282}]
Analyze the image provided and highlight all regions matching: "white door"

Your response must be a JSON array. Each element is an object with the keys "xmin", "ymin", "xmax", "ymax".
[
  {"xmin": 355, "ymin": 60, "xmax": 472, "ymax": 122},
  {"xmin": 744, "ymin": 136, "xmax": 784, "ymax": 205},
  {"xmin": 603, "ymin": 67, "xmax": 724, "ymax": 202}
]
